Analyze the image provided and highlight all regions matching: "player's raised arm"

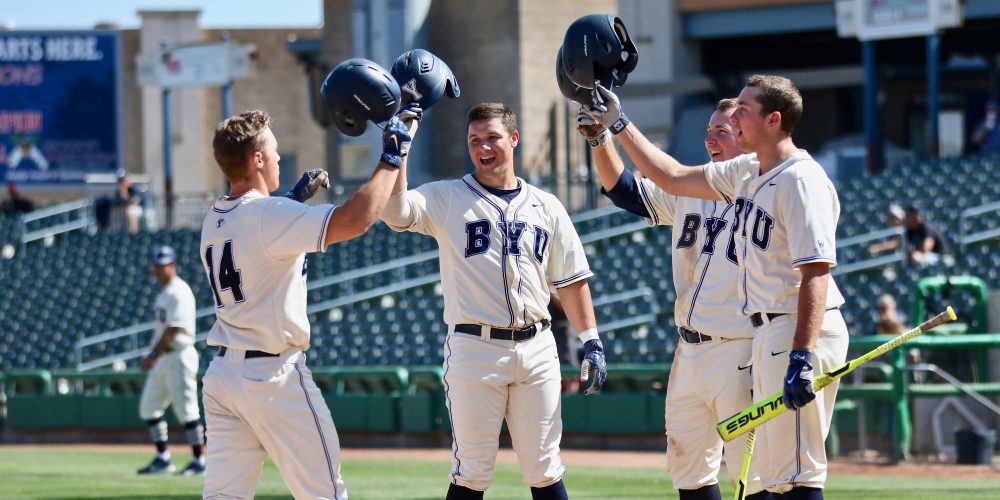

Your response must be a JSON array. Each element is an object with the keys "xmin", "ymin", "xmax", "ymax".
[
  {"xmin": 324, "ymin": 113, "xmax": 416, "ymax": 246},
  {"xmin": 584, "ymin": 85, "xmax": 720, "ymax": 201},
  {"xmin": 577, "ymin": 107, "xmax": 657, "ymax": 219}
]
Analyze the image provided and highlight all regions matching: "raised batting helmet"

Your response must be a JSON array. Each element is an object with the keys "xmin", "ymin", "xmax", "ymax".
[
  {"xmin": 320, "ymin": 58, "xmax": 401, "ymax": 137},
  {"xmin": 560, "ymin": 14, "xmax": 638, "ymax": 90},
  {"xmin": 556, "ymin": 46, "xmax": 592, "ymax": 106},
  {"xmin": 390, "ymin": 49, "xmax": 460, "ymax": 109}
]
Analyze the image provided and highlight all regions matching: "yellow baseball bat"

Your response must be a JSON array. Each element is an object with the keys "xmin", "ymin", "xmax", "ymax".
[
  {"xmin": 733, "ymin": 430, "xmax": 756, "ymax": 500},
  {"xmin": 717, "ymin": 307, "xmax": 957, "ymax": 442}
]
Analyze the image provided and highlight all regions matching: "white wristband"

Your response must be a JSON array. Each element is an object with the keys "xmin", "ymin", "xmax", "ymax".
[
  {"xmin": 577, "ymin": 328, "xmax": 600, "ymax": 343},
  {"xmin": 587, "ymin": 130, "xmax": 612, "ymax": 148}
]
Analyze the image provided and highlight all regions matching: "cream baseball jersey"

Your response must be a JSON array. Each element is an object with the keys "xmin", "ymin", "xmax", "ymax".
[
  {"xmin": 636, "ymin": 178, "xmax": 751, "ymax": 339},
  {"xmin": 200, "ymin": 191, "xmax": 335, "ymax": 354},
  {"xmin": 382, "ymin": 174, "xmax": 592, "ymax": 327},
  {"xmin": 152, "ymin": 276, "xmax": 198, "ymax": 350},
  {"xmin": 702, "ymin": 151, "xmax": 845, "ymax": 315}
]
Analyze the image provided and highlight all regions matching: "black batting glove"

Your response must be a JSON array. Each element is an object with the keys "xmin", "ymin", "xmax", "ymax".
[
  {"xmin": 782, "ymin": 349, "xmax": 816, "ymax": 410},
  {"xmin": 580, "ymin": 339, "xmax": 607, "ymax": 395},
  {"xmin": 284, "ymin": 168, "xmax": 330, "ymax": 202}
]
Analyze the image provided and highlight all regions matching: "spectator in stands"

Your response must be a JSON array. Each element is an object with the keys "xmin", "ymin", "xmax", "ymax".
[
  {"xmin": 874, "ymin": 294, "xmax": 906, "ymax": 335},
  {"xmin": 0, "ymin": 181, "xmax": 34, "ymax": 216},
  {"xmin": 971, "ymin": 99, "xmax": 1000, "ymax": 155},
  {"xmin": 96, "ymin": 170, "xmax": 143, "ymax": 233},
  {"xmin": 903, "ymin": 204, "xmax": 952, "ymax": 267},
  {"xmin": 866, "ymin": 204, "xmax": 905, "ymax": 256},
  {"xmin": 548, "ymin": 288, "xmax": 581, "ymax": 394}
]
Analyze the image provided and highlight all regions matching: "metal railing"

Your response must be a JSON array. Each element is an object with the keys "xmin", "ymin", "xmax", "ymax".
[
  {"xmin": 19, "ymin": 198, "xmax": 94, "ymax": 250},
  {"xmin": 957, "ymin": 200, "xmax": 1000, "ymax": 253},
  {"xmin": 832, "ymin": 226, "xmax": 906, "ymax": 276}
]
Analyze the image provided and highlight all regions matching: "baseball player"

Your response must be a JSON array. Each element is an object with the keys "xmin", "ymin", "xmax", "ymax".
[
  {"xmin": 379, "ymin": 102, "xmax": 607, "ymax": 500},
  {"xmin": 583, "ymin": 76, "xmax": 849, "ymax": 499},
  {"xmin": 199, "ymin": 108, "xmax": 412, "ymax": 499},
  {"xmin": 579, "ymin": 98, "xmax": 768, "ymax": 500},
  {"xmin": 137, "ymin": 244, "xmax": 203, "ymax": 476}
]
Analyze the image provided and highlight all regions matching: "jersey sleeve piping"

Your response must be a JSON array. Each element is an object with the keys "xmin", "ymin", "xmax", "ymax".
[
  {"xmin": 636, "ymin": 179, "xmax": 659, "ymax": 226},
  {"xmin": 317, "ymin": 205, "xmax": 337, "ymax": 253},
  {"xmin": 792, "ymin": 256, "xmax": 837, "ymax": 268},
  {"xmin": 553, "ymin": 270, "xmax": 593, "ymax": 288}
]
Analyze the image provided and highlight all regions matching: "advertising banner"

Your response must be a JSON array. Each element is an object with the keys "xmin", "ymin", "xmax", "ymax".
[{"xmin": 0, "ymin": 31, "xmax": 121, "ymax": 185}]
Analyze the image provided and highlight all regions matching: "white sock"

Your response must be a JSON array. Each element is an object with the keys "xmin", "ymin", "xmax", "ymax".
[{"xmin": 156, "ymin": 451, "xmax": 171, "ymax": 461}]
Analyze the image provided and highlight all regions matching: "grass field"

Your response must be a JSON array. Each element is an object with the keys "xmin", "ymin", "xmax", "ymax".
[{"xmin": 1, "ymin": 446, "xmax": 998, "ymax": 499}]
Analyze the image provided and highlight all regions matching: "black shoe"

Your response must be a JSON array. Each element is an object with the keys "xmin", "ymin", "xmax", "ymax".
[
  {"xmin": 137, "ymin": 456, "xmax": 175, "ymax": 475},
  {"xmin": 179, "ymin": 460, "xmax": 205, "ymax": 476}
]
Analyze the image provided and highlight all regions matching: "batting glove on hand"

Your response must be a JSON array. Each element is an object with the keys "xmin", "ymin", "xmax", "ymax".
[
  {"xmin": 782, "ymin": 349, "xmax": 816, "ymax": 410},
  {"xmin": 396, "ymin": 103, "xmax": 423, "ymax": 138},
  {"xmin": 583, "ymin": 84, "xmax": 629, "ymax": 135},
  {"xmin": 380, "ymin": 116, "xmax": 414, "ymax": 169},
  {"xmin": 580, "ymin": 339, "xmax": 607, "ymax": 395},
  {"xmin": 577, "ymin": 107, "xmax": 611, "ymax": 148},
  {"xmin": 284, "ymin": 168, "xmax": 330, "ymax": 202}
]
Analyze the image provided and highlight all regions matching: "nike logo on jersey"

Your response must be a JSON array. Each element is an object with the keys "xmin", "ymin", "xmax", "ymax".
[
  {"xmin": 532, "ymin": 203, "xmax": 543, "ymax": 207},
  {"xmin": 771, "ymin": 350, "xmax": 788, "ymax": 357},
  {"xmin": 768, "ymin": 182, "xmax": 777, "ymax": 186},
  {"xmin": 737, "ymin": 364, "xmax": 751, "ymax": 371},
  {"xmin": 216, "ymin": 219, "xmax": 225, "ymax": 228}
]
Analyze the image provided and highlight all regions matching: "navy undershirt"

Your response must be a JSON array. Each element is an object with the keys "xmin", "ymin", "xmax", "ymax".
[
  {"xmin": 481, "ymin": 184, "xmax": 521, "ymax": 203},
  {"xmin": 601, "ymin": 170, "xmax": 650, "ymax": 218}
]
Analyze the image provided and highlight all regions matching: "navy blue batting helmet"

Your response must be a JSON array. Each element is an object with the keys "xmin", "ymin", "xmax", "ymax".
[
  {"xmin": 556, "ymin": 46, "xmax": 592, "ymax": 106},
  {"xmin": 320, "ymin": 58, "xmax": 401, "ymax": 137},
  {"xmin": 390, "ymin": 49, "xmax": 460, "ymax": 109},
  {"xmin": 561, "ymin": 14, "xmax": 638, "ymax": 90}
]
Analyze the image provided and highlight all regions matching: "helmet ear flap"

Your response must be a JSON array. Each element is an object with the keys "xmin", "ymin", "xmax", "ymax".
[
  {"xmin": 612, "ymin": 17, "xmax": 639, "ymax": 76},
  {"xmin": 445, "ymin": 73, "xmax": 461, "ymax": 99}
]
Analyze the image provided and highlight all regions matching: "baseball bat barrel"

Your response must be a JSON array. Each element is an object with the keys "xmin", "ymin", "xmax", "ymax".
[{"xmin": 717, "ymin": 307, "xmax": 957, "ymax": 442}]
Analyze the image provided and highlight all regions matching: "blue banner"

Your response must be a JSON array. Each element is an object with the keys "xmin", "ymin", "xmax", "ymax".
[{"xmin": 0, "ymin": 31, "xmax": 121, "ymax": 185}]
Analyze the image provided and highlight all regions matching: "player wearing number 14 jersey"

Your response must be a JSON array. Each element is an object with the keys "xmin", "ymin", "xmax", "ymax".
[{"xmin": 199, "ymin": 109, "xmax": 412, "ymax": 499}]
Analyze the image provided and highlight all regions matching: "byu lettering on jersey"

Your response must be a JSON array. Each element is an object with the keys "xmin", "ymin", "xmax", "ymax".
[{"xmin": 383, "ymin": 174, "xmax": 591, "ymax": 327}]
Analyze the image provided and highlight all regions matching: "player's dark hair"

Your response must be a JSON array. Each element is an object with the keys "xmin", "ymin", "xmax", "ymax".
[
  {"xmin": 467, "ymin": 103, "xmax": 517, "ymax": 136},
  {"xmin": 213, "ymin": 110, "xmax": 272, "ymax": 182},
  {"xmin": 746, "ymin": 75, "xmax": 802, "ymax": 135},
  {"xmin": 716, "ymin": 98, "xmax": 738, "ymax": 112}
]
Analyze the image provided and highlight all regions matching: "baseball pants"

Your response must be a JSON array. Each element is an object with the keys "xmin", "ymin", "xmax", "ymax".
[
  {"xmin": 665, "ymin": 337, "xmax": 763, "ymax": 495},
  {"xmin": 202, "ymin": 348, "xmax": 347, "ymax": 500},
  {"xmin": 751, "ymin": 310, "xmax": 849, "ymax": 493},
  {"xmin": 443, "ymin": 328, "xmax": 565, "ymax": 491},
  {"xmin": 139, "ymin": 347, "xmax": 200, "ymax": 422}
]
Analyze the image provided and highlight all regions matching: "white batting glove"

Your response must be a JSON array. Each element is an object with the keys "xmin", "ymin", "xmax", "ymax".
[{"xmin": 583, "ymin": 84, "xmax": 630, "ymax": 134}]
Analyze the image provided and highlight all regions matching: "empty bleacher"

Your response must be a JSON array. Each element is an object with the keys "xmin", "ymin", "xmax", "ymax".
[{"xmin": 1, "ymin": 154, "xmax": 998, "ymax": 371}]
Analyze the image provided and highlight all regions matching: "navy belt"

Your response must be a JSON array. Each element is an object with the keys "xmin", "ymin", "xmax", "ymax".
[
  {"xmin": 217, "ymin": 346, "xmax": 280, "ymax": 358},
  {"xmin": 678, "ymin": 327, "xmax": 713, "ymax": 344},
  {"xmin": 455, "ymin": 320, "xmax": 550, "ymax": 342}
]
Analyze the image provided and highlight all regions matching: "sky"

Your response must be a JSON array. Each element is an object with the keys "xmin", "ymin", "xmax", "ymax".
[{"xmin": 1, "ymin": 0, "xmax": 323, "ymax": 30}]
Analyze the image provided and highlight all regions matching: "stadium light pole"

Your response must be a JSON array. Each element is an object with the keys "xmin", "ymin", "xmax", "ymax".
[
  {"xmin": 162, "ymin": 86, "xmax": 174, "ymax": 229},
  {"xmin": 927, "ymin": 33, "xmax": 941, "ymax": 159},
  {"xmin": 863, "ymin": 40, "xmax": 883, "ymax": 175}
]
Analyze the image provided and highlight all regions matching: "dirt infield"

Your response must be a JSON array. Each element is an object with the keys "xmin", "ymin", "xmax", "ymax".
[{"xmin": 6, "ymin": 443, "xmax": 998, "ymax": 479}]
